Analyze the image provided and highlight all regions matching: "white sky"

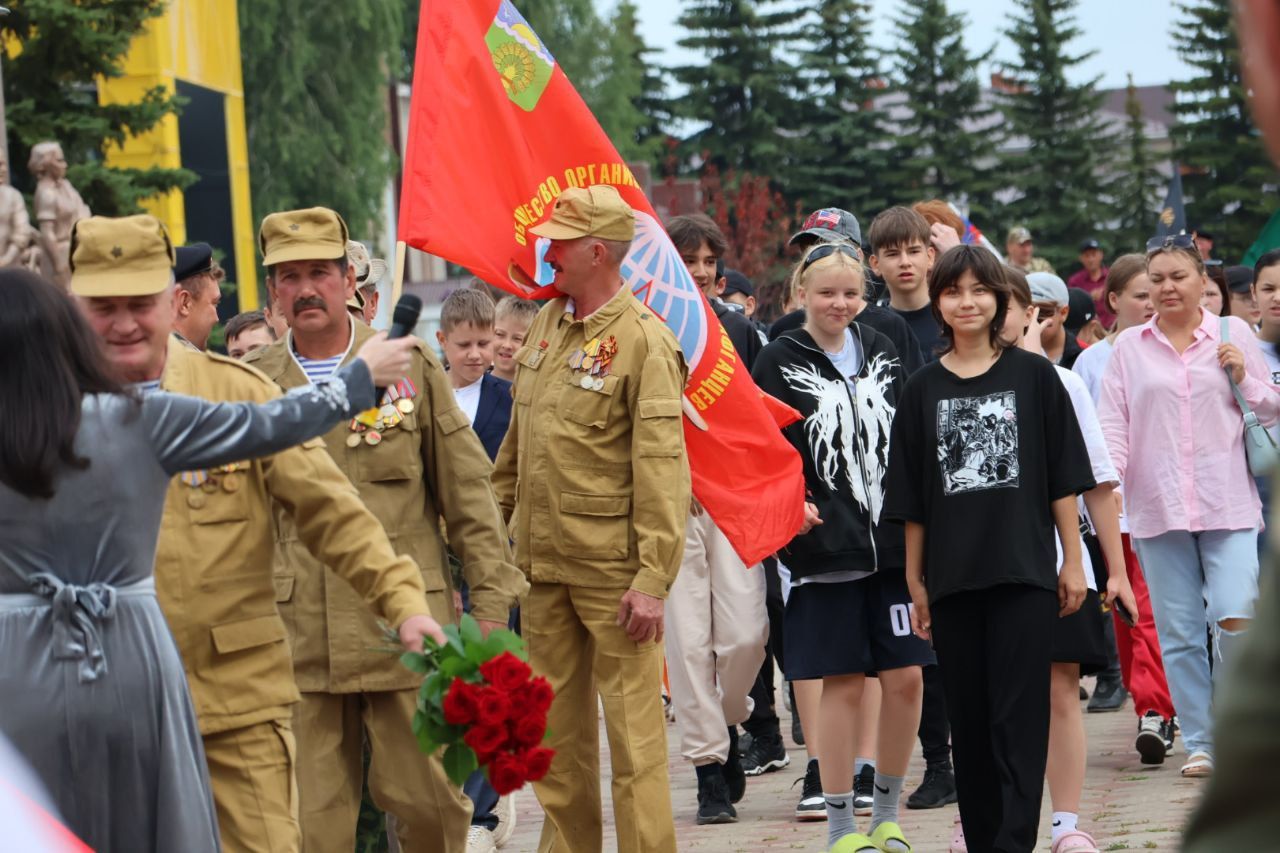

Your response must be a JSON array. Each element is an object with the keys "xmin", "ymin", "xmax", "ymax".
[{"xmin": 591, "ymin": 0, "xmax": 1192, "ymax": 91}]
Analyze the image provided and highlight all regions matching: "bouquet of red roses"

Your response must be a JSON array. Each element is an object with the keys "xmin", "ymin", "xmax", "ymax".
[{"xmin": 400, "ymin": 613, "xmax": 554, "ymax": 795}]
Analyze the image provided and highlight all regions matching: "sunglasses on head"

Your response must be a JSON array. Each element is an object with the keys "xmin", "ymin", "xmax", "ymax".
[
  {"xmin": 1146, "ymin": 233, "xmax": 1196, "ymax": 255},
  {"xmin": 801, "ymin": 242, "xmax": 861, "ymax": 271}
]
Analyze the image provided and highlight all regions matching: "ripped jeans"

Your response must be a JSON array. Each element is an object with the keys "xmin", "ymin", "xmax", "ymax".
[{"xmin": 1133, "ymin": 528, "xmax": 1260, "ymax": 756}]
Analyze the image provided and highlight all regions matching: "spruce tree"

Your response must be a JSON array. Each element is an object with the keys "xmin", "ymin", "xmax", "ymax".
[
  {"xmin": 239, "ymin": 0, "xmax": 402, "ymax": 235},
  {"xmin": 592, "ymin": 1, "xmax": 670, "ymax": 164},
  {"xmin": 1170, "ymin": 0, "xmax": 1278, "ymax": 260},
  {"xmin": 997, "ymin": 0, "xmax": 1116, "ymax": 271},
  {"xmin": 2, "ymin": 0, "xmax": 193, "ymax": 214},
  {"xmin": 885, "ymin": 0, "xmax": 999, "ymax": 224},
  {"xmin": 788, "ymin": 0, "xmax": 890, "ymax": 216},
  {"xmin": 672, "ymin": 0, "xmax": 804, "ymax": 181},
  {"xmin": 1113, "ymin": 75, "xmax": 1164, "ymax": 252},
  {"xmin": 518, "ymin": 0, "xmax": 608, "ymax": 105}
]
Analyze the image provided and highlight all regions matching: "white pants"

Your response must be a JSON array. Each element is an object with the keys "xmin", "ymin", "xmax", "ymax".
[{"xmin": 664, "ymin": 511, "xmax": 768, "ymax": 765}]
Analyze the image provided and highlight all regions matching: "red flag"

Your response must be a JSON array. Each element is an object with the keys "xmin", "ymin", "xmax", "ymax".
[{"xmin": 399, "ymin": 0, "xmax": 804, "ymax": 564}]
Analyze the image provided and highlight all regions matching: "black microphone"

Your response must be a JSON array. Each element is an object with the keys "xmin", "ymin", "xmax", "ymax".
[{"xmin": 376, "ymin": 293, "xmax": 423, "ymax": 400}]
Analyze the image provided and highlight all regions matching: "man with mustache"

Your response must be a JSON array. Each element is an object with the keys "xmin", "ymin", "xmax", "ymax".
[
  {"xmin": 74, "ymin": 212, "xmax": 442, "ymax": 853},
  {"xmin": 245, "ymin": 207, "xmax": 525, "ymax": 853}
]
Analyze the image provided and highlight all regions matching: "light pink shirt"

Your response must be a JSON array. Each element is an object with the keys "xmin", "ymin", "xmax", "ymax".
[{"xmin": 1098, "ymin": 310, "xmax": 1280, "ymax": 538}]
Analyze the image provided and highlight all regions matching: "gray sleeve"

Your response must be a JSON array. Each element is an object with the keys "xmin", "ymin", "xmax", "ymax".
[{"xmin": 143, "ymin": 360, "xmax": 376, "ymax": 475}]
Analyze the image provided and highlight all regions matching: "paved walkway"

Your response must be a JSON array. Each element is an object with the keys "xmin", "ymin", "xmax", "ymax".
[{"xmin": 503, "ymin": 675, "xmax": 1201, "ymax": 851}]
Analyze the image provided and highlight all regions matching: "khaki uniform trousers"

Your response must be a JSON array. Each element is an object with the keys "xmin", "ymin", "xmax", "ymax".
[
  {"xmin": 293, "ymin": 688, "xmax": 469, "ymax": 853},
  {"xmin": 204, "ymin": 718, "xmax": 300, "ymax": 853},
  {"xmin": 524, "ymin": 583, "xmax": 676, "ymax": 853},
  {"xmin": 665, "ymin": 512, "xmax": 768, "ymax": 765}
]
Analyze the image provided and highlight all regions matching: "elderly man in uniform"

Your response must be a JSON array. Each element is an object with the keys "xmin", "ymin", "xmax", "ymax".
[
  {"xmin": 492, "ymin": 185, "xmax": 690, "ymax": 853},
  {"xmin": 245, "ymin": 207, "xmax": 526, "ymax": 853},
  {"xmin": 347, "ymin": 239, "xmax": 386, "ymax": 326},
  {"xmin": 71, "ymin": 214, "xmax": 443, "ymax": 853}
]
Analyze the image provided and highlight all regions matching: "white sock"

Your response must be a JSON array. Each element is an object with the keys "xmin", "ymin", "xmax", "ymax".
[
  {"xmin": 825, "ymin": 790, "xmax": 856, "ymax": 846},
  {"xmin": 1051, "ymin": 811, "xmax": 1079, "ymax": 844}
]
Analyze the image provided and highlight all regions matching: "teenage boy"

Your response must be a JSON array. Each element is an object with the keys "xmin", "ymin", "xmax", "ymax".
[
  {"xmin": 866, "ymin": 206, "xmax": 959, "ymax": 812},
  {"xmin": 436, "ymin": 287, "xmax": 517, "ymax": 852},
  {"xmin": 663, "ymin": 212, "xmax": 773, "ymax": 825},
  {"xmin": 1028, "ymin": 272, "xmax": 1083, "ymax": 369},
  {"xmin": 491, "ymin": 294, "xmax": 539, "ymax": 384}
]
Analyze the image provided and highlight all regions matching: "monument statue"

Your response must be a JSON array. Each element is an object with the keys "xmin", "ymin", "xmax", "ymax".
[
  {"xmin": 30, "ymin": 141, "xmax": 91, "ymax": 289},
  {"xmin": 0, "ymin": 148, "xmax": 40, "ymax": 272}
]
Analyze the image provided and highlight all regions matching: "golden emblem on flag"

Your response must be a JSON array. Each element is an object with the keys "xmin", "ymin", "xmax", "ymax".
[{"xmin": 485, "ymin": 1, "xmax": 555, "ymax": 112}]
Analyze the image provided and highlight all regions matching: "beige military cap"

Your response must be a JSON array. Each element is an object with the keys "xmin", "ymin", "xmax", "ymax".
[
  {"xmin": 69, "ymin": 214, "xmax": 176, "ymax": 297},
  {"xmin": 260, "ymin": 207, "xmax": 349, "ymax": 266},
  {"xmin": 529, "ymin": 186, "xmax": 635, "ymax": 242}
]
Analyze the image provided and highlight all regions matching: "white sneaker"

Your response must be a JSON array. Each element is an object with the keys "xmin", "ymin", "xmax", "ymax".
[
  {"xmin": 466, "ymin": 825, "xmax": 498, "ymax": 853},
  {"xmin": 492, "ymin": 793, "xmax": 516, "ymax": 848}
]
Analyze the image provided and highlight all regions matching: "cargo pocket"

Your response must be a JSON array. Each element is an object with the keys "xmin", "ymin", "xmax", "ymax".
[
  {"xmin": 561, "ymin": 374, "xmax": 620, "ymax": 429},
  {"xmin": 358, "ymin": 409, "xmax": 421, "ymax": 483},
  {"xmin": 210, "ymin": 614, "xmax": 288, "ymax": 655},
  {"xmin": 557, "ymin": 491, "xmax": 632, "ymax": 560}
]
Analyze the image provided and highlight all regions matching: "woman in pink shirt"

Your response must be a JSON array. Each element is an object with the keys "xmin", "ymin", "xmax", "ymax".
[{"xmin": 1097, "ymin": 235, "xmax": 1280, "ymax": 779}]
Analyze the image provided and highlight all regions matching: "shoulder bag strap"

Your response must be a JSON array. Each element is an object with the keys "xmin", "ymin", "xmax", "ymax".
[{"xmin": 1221, "ymin": 316, "xmax": 1258, "ymax": 419}]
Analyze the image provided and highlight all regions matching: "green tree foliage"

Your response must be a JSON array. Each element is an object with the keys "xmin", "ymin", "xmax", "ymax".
[
  {"xmin": 517, "ymin": 0, "xmax": 608, "ymax": 102},
  {"xmin": 1169, "ymin": 0, "xmax": 1278, "ymax": 261},
  {"xmin": 788, "ymin": 0, "xmax": 891, "ymax": 215},
  {"xmin": 1113, "ymin": 75, "xmax": 1164, "ymax": 251},
  {"xmin": 673, "ymin": 0, "xmax": 804, "ymax": 180},
  {"xmin": 997, "ymin": 0, "xmax": 1116, "ymax": 270},
  {"xmin": 885, "ymin": 0, "xmax": 999, "ymax": 224},
  {"xmin": 592, "ymin": 1, "xmax": 671, "ymax": 163},
  {"xmin": 2, "ymin": 0, "xmax": 193, "ymax": 214},
  {"xmin": 238, "ymin": 0, "xmax": 402, "ymax": 236}
]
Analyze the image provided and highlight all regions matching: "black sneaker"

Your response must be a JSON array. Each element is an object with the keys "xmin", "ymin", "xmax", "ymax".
[
  {"xmin": 1079, "ymin": 684, "xmax": 1089, "ymax": 700},
  {"xmin": 792, "ymin": 759, "xmax": 826, "ymax": 821},
  {"xmin": 790, "ymin": 710, "xmax": 805, "ymax": 747},
  {"xmin": 743, "ymin": 732, "xmax": 791, "ymax": 776},
  {"xmin": 906, "ymin": 761, "xmax": 957, "ymax": 809},
  {"xmin": 1135, "ymin": 711, "xmax": 1167, "ymax": 765},
  {"xmin": 696, "ymin": 768, "xmax": 737, "ymax": 825},
  {"xmin": 1087, "ymin": 675, "xmax": 1129, "ymax": 713},
  {"xmin": 737, "ymin": 729, "xmax": 753, "ymax": 757},
  {"xmin": 724, "ymin": 729, "xmax": 746, "ymax": 804},
  {"xmin": 853, "ymin": 765, "xmax": 874, "ymax": 816}
]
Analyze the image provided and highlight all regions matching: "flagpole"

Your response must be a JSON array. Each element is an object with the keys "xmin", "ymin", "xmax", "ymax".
[{"xmin": 392, "ymin": 240, "xmax": 406, "ymax": 309}]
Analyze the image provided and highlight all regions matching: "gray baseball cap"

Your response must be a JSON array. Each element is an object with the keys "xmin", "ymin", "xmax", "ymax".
[
  {"xmin": 1027, "ymin": 272, "xmax": 1069, "ymax": 307},
  {"xmin": 789, "ymin": 207, "xmax": 862, "ymax": 249}
]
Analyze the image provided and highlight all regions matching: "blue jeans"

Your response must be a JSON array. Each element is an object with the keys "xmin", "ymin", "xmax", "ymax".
[{"xmin": 1133, "ymin": 529, "xmax": 1260, "ymax": 756}]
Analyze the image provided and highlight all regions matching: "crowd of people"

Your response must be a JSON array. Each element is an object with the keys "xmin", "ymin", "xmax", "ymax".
[{"xmin": 6, "ymin": 3, "xmax": 1280, "ymax": 849}]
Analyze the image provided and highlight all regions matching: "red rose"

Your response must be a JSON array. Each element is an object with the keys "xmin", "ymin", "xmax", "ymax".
[
  {"xmin": 525, "ymin": 677, "xmax": 554, "ymax": 714},
  {"xmin": 474, "ymin": 686, "xmax": 513, "ymax": 728},
  {"xmin": 463, "ymin": 724, "xmax": 507, "ymax": 763},
  {"xmin": 479, "ymin": 652, "xmax": 533, "ymax": 692},
  {"xmin": 487, "ymin": 750, "xmax": 527, "ymax": 795},
  {"xmin": 511, "ymin": 712, "xmax": 547, "ymax": 749},
  {"xmin": 442, "ymin": 678, "xmax": 480, "ymax": 726},
  {"xmin": 522, "ymin": 746, "xmax": 554, "ymax": 782}
]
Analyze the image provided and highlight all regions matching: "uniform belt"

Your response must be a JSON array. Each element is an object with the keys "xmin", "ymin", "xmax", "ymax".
[{"xmin": 0, "ymin": 574, "xmax": 156, "ymax": 683}]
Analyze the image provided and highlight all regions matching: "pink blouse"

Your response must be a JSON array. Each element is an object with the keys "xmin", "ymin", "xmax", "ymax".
[{"xmin": 1097, "ymin": 310, "xmax": 1280, "ymax": 538}]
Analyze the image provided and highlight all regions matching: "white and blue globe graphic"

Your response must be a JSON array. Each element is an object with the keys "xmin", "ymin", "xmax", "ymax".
[{"xmin": 620, "ymin": 211, "xmax": 709, "ymax": 370}]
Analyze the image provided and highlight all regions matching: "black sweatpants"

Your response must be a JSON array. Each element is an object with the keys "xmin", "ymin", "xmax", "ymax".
[
  {"xmin": 744, "ymin": 558, "xmax": 786, "ymax": 738},
  {"xmin": 931, "ymin": 585, "xmax": 1057, "ymax": 853},
  {"xmin": 918, "ymin": 664, "xmax": 951, "ymax": 764}
]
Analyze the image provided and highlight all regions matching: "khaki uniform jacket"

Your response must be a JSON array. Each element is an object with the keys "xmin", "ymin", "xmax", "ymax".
[
  {"xmin": 155, "ymin": 338, "xmax": 431, "ymax": 734},
  {"xmin": 246, "ymin": 321, "xmax": 526, "ymax": 693},
  {"xmin": 492, "ymin": 286, "xmax": 691, "ymax": 599}
]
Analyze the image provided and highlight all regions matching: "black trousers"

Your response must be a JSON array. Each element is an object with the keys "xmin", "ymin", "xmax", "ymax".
[
  {"xmin": 931, "ymin": 585, "xmax": 1057, "ymax": 853},
  {"xmin": 918, "ymin": 663, "xmax": 951, "ymax": 764},
  {"xmin": 744, "ymin": 558, "xmax": 786, "ymax": 738}
]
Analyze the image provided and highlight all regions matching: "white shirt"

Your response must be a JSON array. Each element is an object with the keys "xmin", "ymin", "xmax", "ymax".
[
  {"xmin": 1054, "ymin": 365, "xmax": 1119, "ymax": 590},
  {"xmin": 452, "ymin": 377, "xmax": 483, "ymax": 426},
  {"xmin": 1070, "ymin": 337, "xmax": 1113, "ymax": 405}
]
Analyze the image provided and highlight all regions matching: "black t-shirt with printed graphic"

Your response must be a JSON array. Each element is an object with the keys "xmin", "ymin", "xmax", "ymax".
[{"xmin": 883, "ymin": 346, "xmax": 1095, "ymax": 604}]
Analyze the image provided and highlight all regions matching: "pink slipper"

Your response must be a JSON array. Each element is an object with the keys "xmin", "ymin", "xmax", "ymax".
[{"xmin": 1052, "ymin": 830, "xmax": 1100, "ymax": 853}]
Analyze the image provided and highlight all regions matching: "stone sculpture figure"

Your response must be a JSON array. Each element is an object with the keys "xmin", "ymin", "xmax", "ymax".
[{"xmin": 30, "ymin": 141, "xmax": 91, "ymax": 288}]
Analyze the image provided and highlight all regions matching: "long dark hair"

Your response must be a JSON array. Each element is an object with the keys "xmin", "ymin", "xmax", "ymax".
[
  {"xmin": 927, "ymin": 245, "xmax": 1012, "ymax": 355},
  {"xmin": 0, "ymin": 269, "xmax": 129, "ymax": 499}
]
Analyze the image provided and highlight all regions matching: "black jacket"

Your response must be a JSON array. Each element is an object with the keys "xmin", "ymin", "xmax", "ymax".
[
  {"xmin": 752, "ymin": 324, "xmax": 907, "ymax": 580},
  {"xmin": 768, "ymin": 306, "xmax": 924, "ymax": 376},
  {"xmin": 711, "ymin": 298, "xmax": 763, "ymax": 370}
]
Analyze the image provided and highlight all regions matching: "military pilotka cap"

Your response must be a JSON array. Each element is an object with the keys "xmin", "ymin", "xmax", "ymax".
[
  {"xmin": 529, "ymin": 186, "xmax": 635, "ymax": 241},
  {"xmin": 259, "ymin": 207, "xmax": 349, "ymax": 266},
  {"xmin": 69, "ymin": 214, "xmax": 176, "ymax": 297}
]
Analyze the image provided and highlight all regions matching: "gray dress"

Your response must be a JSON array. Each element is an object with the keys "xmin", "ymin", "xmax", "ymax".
[{"xmin": 0, "ymin": 362, "xmax": 375, "ymax": 852}]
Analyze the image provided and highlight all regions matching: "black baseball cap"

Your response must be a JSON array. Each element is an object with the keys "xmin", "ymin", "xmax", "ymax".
[
  {"xmin": 1078, "ymin": 238, "xmax": 1102, "ymax": 252},
  {"xmin": 1226, "ymin": 265, "xmax": 1255, "ymax": 294},
  {"xmin": 723, "ymin": 269, "xmax": 754, "ymax": 298},
  {"xmin": 1066, "ymin": 287, "xmax": 1096, "ymax": 333},
  {"xmin": 789, "ymin": 208, "xmax": 862, "ymax": 249}
]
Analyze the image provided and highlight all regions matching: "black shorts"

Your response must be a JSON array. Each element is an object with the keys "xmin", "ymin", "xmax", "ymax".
[
  {"xmin": 784, "ymin": 571, "xmax": 937, "ymax": 680},
  {"xmin": 1051, "ymin": 587, "xmax": 1108, "ymax": 675}
]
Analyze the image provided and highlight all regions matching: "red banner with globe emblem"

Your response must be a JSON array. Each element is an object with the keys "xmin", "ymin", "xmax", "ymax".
[{"xmin": 398, "ymin": 0, "xmax": 804, "ymax": 565}]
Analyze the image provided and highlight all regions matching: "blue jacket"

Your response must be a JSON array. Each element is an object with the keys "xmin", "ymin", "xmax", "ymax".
[{"xmin": 473, "ymin": 373, "xmax": 513, "ymax": 461}]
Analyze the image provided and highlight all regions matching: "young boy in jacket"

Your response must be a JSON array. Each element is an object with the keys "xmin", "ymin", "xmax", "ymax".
[{"xmin": 752, "ymin": 243, "xmax": 933, "ymax": 852}]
